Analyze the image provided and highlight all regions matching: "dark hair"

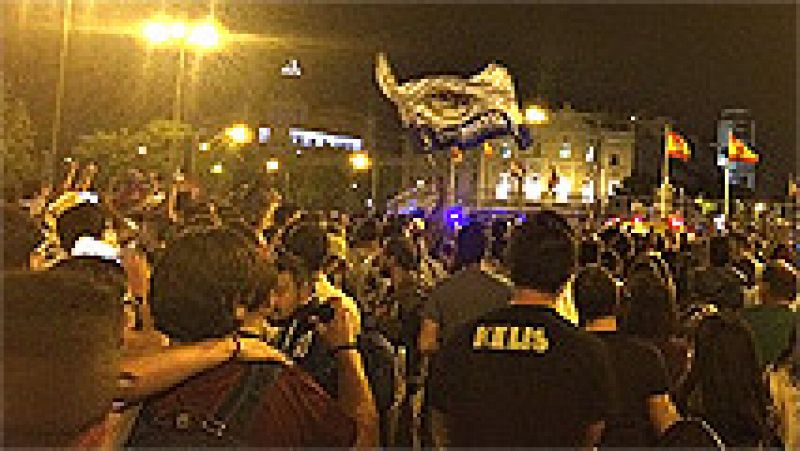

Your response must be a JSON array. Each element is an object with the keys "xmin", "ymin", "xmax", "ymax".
[
  {"xmin": 574, "ymin": 266, "xmax": 619, "ymax": 326},
  {"xmin": 353, "ymin": 218, "xmax": 380, "ymax": 245},
  {"xmin": 709, "ymin": 236, "xmax": 731, "ymax": 267},
  {"xmin": 275, "ymin": 251, "xmax": 313, "ymax": 285},
  {"xmin": 57, "ymin": 201, "xmax": 107, "ymax": 252},
  {"xmin": 761, "ymin": 260, "xmax": 797, "ymax": 302},
  {"xmin": 2, "ymin": 205, "xmax": 40, "ymax": 270},
  {"xmin": 385, "ymin": 237, "xmax": 417, "ymax": 272},
  {"xmin": 281, "ymin": 222, "xmax": 329, "ymax": 274},
  {"xmin": 53, "ymin": 256, "xmax": 126, "ymax": 298},
  {"xmin": 693, "ymin": 314, "xmax": 769, "ymax": 446},
  {"xmin": 579, "ymin": 238, "xmax": 600, "ymax": 266},
  {"xmin": 151, "ymin": 228, "xmax": 268, "ymax": 342},
  {"xmin": 623, "ymin": 270, "xmax": 678, "ymax": 342},
  {"xmin": 454, "ymin": 222, "xmax": 486, "ymax": 269},
  {"xmin": 506, "ymin": 211, "xmax": 575, "ymax": 293},
  {"xmin": 272, "ymin": 204, "xmax": 297, "ymax": 228},
  {"xmin": 3, "ymin": 270, "xmax": 123, "ymax": 446}
]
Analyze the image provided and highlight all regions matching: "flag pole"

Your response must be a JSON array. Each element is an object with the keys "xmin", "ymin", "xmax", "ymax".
[
  {"xmin": 724, "ymin": 162, "xmax": 731, "ymax": 221},
  {"xmin": 661, "ymin": 124, "xmax": 671, "ymax": 218}
]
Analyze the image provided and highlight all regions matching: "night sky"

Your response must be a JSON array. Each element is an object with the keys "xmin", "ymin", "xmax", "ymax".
[{"xmin": 3, "ymin": 2, "xmax": 796, "ymax": 196}]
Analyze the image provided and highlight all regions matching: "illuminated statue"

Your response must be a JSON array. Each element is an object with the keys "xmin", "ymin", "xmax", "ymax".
[{"xmin": 375, "ymin": 53, "xmax": 531, "ymax": 152}]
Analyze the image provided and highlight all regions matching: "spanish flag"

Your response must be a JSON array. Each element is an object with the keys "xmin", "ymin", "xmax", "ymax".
[
  {"xmin": 728, "ymin": 131, "xmax": 759, "ymax": 164},
  {"xmin": 665, "ymin": 129, "xmax": 691, "ymax": 161}
]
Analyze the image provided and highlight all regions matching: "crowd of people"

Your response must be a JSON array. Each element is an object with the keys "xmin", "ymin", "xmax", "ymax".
[{"xmin": 3, "ymin": 161, "xmax": 798, "ymax": 448}]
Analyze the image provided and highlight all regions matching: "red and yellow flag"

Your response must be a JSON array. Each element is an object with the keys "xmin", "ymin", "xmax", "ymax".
[
  {"xmin": 665, "ymin": 130, "xmax": 691, "ymax": 161},
  {"xmin": 728, "ymin": 131, "xmax": 759, "ymax": 164}
]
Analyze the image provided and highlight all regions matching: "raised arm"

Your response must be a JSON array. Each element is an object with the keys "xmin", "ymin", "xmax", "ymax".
[{"xmin": 321, "ymin": 297, "xmax": 379, "ymax": 448}]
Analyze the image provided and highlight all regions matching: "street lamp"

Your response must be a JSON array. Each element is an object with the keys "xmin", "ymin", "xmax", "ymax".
[
  {"xmin": 525, "ymin": 105, "xmax": 548, "ymax": 124},
  {"xmin": 349, "ymin": 152, "xmax": 372, "ymax": 171},
  {"xmin": 225, "ymin": 124, "xmax": 253, "ymax": 145},
  {"xmin": 266, "ymin": 159, "xmax": 280, "ymax": 173},
  {"xmin": 140, "ymin": 18, "xmax": 224, "ymax": 123}
]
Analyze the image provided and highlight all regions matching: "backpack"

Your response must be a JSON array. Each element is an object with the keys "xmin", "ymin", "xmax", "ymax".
[{"xmin": 124, "ymin": 362, "xmax": 284, "ymax": 447}]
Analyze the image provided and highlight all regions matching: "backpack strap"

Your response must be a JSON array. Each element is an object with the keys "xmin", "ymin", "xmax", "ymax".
[{"xmin": 202, "ymin": 362, "xmax": 285, "ymax": 438}]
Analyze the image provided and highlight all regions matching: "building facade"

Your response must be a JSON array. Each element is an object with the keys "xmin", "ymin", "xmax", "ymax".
[{"xmin": 464, "ymin": 103, "xmax": 635, "ymax": 209}]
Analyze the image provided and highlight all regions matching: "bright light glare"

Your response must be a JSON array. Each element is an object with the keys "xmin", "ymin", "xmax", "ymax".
[
  {"xmin": 143, "ymin": 22, "xmax": 170, "ymax": 44},
  {"xmin": 525, "ymin": 105, "xmax": 548, "ymax": 124},
  {"xmin": 137, "ymin": 145, "xmax": 147, "ymax": 155},
  {"xmin": 169, "ymin": 23, "xmax": 186, "ymax": 39},
  {"xmin": 210, "ymin": 163, "xmax": 223, "ymax": 174},
  {"xmin": 187, "ymin": 23, "xmax": 220, "ymax": 49},
  {"xmin": 225, "ymin": 124, "xmax": 253, "ymax": 144},
  {"xmin": 349, "ymin": 152, "xmax": 371, "ymax": 171},
  {"xmin": 199, "ymin": 142, "xmax": 210, "ymax": 152},
  {"xmin": 266, "ymin": 159, "xmax": 280, "ymax": 172}
]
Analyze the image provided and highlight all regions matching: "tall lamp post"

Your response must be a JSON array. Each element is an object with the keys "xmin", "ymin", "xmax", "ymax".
[
  {"xmin": 349, "ymin": 151, "xmax": 373, "ymax": 212},
  {"xmin": 141, "ymin": 18, "xmax": 224, "ymax": 174}
]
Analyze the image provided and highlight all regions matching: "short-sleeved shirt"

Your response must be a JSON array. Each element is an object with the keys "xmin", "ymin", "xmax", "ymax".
[
  {"xmin": 428, "ymin": 304, "xmax": 616, "ymax": 447},
  {"xmin": 594, "ymin": 331, "xmax": 670, "ymax": 446},
  {"xmin": 423, "ymin": 266, "xmax": 513, "ymax": 345},
  {"xmin": 743, "ymin": 305, "xmax": 798, "ymax": 368}
]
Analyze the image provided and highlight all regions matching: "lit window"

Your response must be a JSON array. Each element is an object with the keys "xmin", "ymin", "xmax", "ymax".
[
  {"xmin": 258, "ymin": 127, "xmax": 271, "ymax": 144},
  {"xmin": 555, "ymin": 177, "xmax": 571, "ymax": 203},
  {"xmin": 496, "ymin": 172, "xmax": 511, "ymax": 200},
  {"xmin": 501, "ymin": 144, "xmax": 512, "ymax": 159},
  {"xmin": 608, "ymin": 180, "xmax": 621, "ymax": 196},
  {"xmin": 560, "ymin": 140, "xmax": 571, "ymax": 159},
  {"xmin": 586, "ymin": 145, "xmax": 595, "ymax": 162},
  {"xmin": 581, "ymin": 180, "xmax": 595, "ymax": 204},
  {"xmin": 524, "ymin": 175, "xmax": 542, "ymax": 200}
]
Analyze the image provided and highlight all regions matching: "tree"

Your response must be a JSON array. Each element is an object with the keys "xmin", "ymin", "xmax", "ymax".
[
  {"xmin": 2, "ymin": 82, "xmax": 39, "ymax": 195},
  {"xmin": 69, "ymin": 120, "xmax": 195, "ymax": 190}
]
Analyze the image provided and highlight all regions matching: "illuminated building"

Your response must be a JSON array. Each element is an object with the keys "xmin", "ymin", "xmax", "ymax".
[{"xmin": 467, "ymin": 103, "xmax": 634, "ymax": 209}]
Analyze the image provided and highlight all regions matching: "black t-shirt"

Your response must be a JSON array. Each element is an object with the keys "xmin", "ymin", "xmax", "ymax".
[
  {"xmin": 428, "ymin": 304, "xmax": 617, "ymax": 447},
  {"xmin": 594, "ymin": 331, "xmax": 670, "ymax": 447}
]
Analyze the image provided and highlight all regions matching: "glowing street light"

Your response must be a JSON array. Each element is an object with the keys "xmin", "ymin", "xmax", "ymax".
[
  {"xmin": 210, "ymin": 163, "xmax": 223, "ymax": 174},
  {"xmin": 137, "ymin": 145, "xmax": 148, "ymax": 155},
  {"xmin": 187, "ymin": 23, "xmax": 220, "ymax": 49},
  {"xmin": 199, "ymin": 142, "xmax": 210, "ymax": 152},
  {"xmin": 349, "ymin": 152, "xmax": 372, "ymax": 171},
  {"xmin": 141, "ymin": 19, "xmax": 223, "ymax": 50},
  {"xmin": 265, "ymin": 159, "xmax": 280, "ymax": 173},
  {"xmin": 525, "ymin": 105, "xmax": 548, "ymax": 124},
  {"xmin": 142, "ymin": 21, "xmax": 171, "ymax": 44},
  {"xmin": 225, "ymin": 124, "xmax": 253, "ymax": 144}
]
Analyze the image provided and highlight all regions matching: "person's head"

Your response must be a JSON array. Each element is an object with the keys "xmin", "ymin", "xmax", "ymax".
[
  {"xmin": 693, "ymin": 314, "xmax": 767, "ymax": 439},
  {"xmin": 709, "ymin": 235, "xmax": 731, "ymax": 267},
  {"xmin": 2, "ymin": 204, "xmax": 41, "ymax": 270},
  {"xmin": 454, "ymin": 222, "xmax": 486, "ymax": 269},
  {"xmin": 3, "ymin": 270, "xmax": 123, "ymax": 447},
  {"xmin": 281, "ymin": 221, "xmax": 329, "ymax": 275},
  {"xmin": 352, "ymin": 218, "xmax": 381, "ymax": 250},
  {"xmin": 270, "ymin": 253, "xmax": 315, "ymax": 320},
  {"xmin": 574, "ymin": 265, "xmax": 620, "ymax": 327},
  {"xmin": 622, "ymin": 270, "xmax": 678, "ymax": 343},
  {"xmin": 760, "ymin": 260, "xmax": 797, "ymax": 305},
  {"xmin": 506, "ymin": 211, "xmax": 576, "ymax": 295},
  {"xmin": 150, "ymin": 228, "xmax": 270, "ymax": 343},
  {"xmin": 56, "ymin": 201, "xmax": 108, "ymax": 253},
  {"xmin": 385, "ymin": 236, "xmax": 417, "ymax": 283},
  {"xmin": 579, "ymin": 237, "xmax": 600, "ymax": 267}
]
